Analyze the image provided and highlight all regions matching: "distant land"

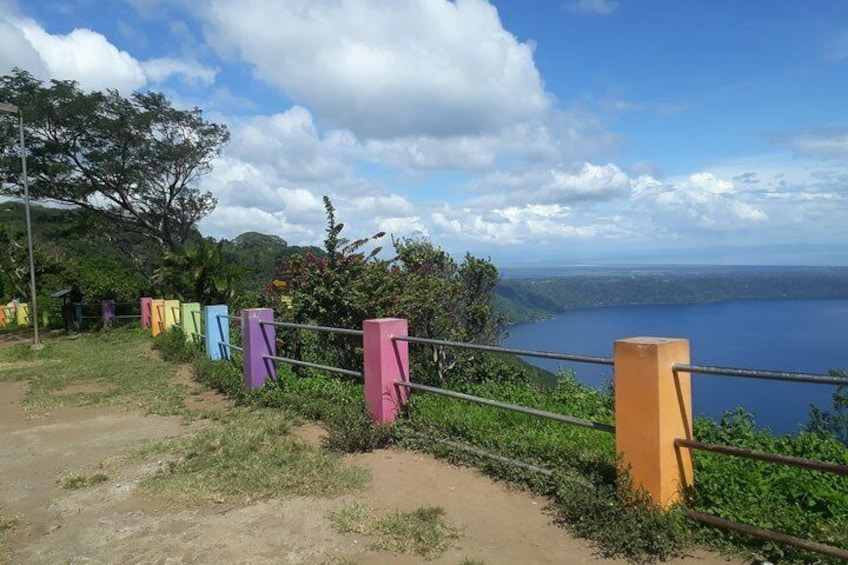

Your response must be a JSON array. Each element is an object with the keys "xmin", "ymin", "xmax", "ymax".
[{"xmin": 495, "ymin": 265, "xmax": 848, "ymax": 324}]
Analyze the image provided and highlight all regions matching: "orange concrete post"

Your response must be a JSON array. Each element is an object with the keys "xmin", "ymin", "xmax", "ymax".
[
  {"xmin": 614, "ymin": 337, "xmax": 693, "ymax": 508},
  {"xmin": 151, "ymin": 299, "xmax": 165, "ymax": 337}
]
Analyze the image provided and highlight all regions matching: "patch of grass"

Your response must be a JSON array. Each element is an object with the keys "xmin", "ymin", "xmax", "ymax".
[
  {"xmin": 0, "ymin": 510, "xmax": 17, "ymax": 561},
  {"xmin": 141, "ymin": 408, "xmax": 368, "ymax": 505},
  {"xmin": 329, "ymin": 504, "xmax": 461, "ymax": 560},
  {"xmin": 0, "ymin": 327, "xmax": 188, "ymax": 416},
  {"xmin": 58, "ymin": 472, "xmax": 109, "ymax": 489}
]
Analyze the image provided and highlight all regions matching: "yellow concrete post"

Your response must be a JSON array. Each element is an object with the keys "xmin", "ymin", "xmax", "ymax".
[
  {"xmin": 16, "ymin": 303, "xmax": 29, "ymax": 326},
  {"xmin": 0, "ymin": 306, "xmax": 6, "ymax": 328},
  {"xmin": 151, "ymin": 299, "xmax": 165, "ymax": 337},
  {"xmin": 614, "ymin": 337, "xmax": 693, "ymax": 508},
  {"xmin": 163, "ymin": 299, "xmax": 179, "ymax": 331}
]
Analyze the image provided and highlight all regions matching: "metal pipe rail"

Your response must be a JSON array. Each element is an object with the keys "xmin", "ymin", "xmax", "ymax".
[
  {"xmin": 395, "ymin": 380, "xmax": 615, "ymax": 433},
  {"xmin": 674, "ymin": 364, "xmax": 848, "ymax": 386},
  {"xmin": 114, "ymin": 315, "xmax": 141, "ymax": 319},
  {"xmin": 216, "ymin": 315, "xmax": 241, "ymax": 321},
  {"xmin": 682, "ymin": 509, "xmax": 848, "ymax": 561},
  {"xmin": 675, "ymin": 438, "xmax": 847, "ymax": 476},
  {"xmin": 263, "ymin": 354, "xmax": 362, "ymax": 378},
  {"xmin": 259, "ymin": 320, "xmax": 363, "ymax": 337},
  {"xmin": 392, "ymin": 335, "xmax": 614, "ymax": 366},
  {"xmin": 219, "ymin": 342, "xmax": 243, "ymax": 353}
]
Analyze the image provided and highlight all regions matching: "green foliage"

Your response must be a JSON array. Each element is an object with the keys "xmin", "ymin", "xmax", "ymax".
[
  {"xmin": 553, "ymin": 471, "xmax": 688, "ymax": 563},
  {"xmin": 153, "ymin": 239, "xmax": 249, "ymax": 304},
  {"xmin": 58, "ymin": 472, "xmax": 109, "ymax": 489},
  {"xmin": 152, "ymin": 327, "xmax": 200, "ymax": 364},
  {"xmin": 329, "ymin": 504, "xmax": 461, "ymax": 559},
  {"xmin": 141, "ymin": 409, "xmax": 368, "ymax": 504},
  {"xmin": 322, "ymin": 402, "xmax": 394, "ymax": 453},
  {"xmin": 270, "ymin": 197, "xmax": 503, "ymax": 386},
  {"xmin": 0, "ymin": 69, "xmax": 229, "ymax": 252},
  {"xmin": 808, "ymin": 375, "xmax": 848, "ymax": 445},
  {"xmin": 688, "ymin": 409, "xmax": 848, "ymax": 563}
]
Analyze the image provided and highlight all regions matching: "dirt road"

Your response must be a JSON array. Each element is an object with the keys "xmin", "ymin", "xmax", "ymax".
[{"xmin": 0, "ymin": 343, "xmax": 739, "ymax": 564}]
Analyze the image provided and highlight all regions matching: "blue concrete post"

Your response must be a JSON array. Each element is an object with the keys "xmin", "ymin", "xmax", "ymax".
[
  {"xmin": 242, "ymin": 308, "xmax": 277, "ymax": 389},
  {"xmin": 204, "ymin": 304, "xmax": 229, "ymax": 360},
  {"xmin": 102, "ymin": 300, "xmax": 116, "ymax": 327}
]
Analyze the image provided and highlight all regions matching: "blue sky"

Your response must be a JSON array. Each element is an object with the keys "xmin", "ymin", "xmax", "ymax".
[{"xmin": 2, "ymin": 0, "xmax": 847, "ymax": 266}]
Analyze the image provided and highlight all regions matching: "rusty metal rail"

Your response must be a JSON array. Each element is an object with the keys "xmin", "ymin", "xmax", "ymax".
[
  {"xmin": 676, "ymin": 438, "xmax": 847, "ymax": 476},
  {"xmin": 682, "ymin": 509, "xmax": 848, "ymax": 560}
]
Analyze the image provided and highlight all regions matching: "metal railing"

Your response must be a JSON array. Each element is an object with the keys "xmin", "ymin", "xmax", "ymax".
[
  {"xmin": 674, "ymin": 362, "xmax": 848, "ymax": 559},
  {"xmin": 259, "ymin": 321, "xmax": 363, "ymax": 378},
  {"xmin": 393, "ymin": 335, "xmax": 614, "ymax": 366},
  {"xmin": 390, "ymin": 334, "xmax": 616, "ymax": 477},
  {"xmin": 261, "ymin": 320, "xmax": 363, "ymax": 337}
]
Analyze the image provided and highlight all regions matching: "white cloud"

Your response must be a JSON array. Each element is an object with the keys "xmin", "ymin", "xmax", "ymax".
[
  {"xmin": 141, "ymin": 57, "xmax": 217, "ymax": 86},
  {"xmin": 1, "ymin": 15, "xmax": 217, "ymax": 93},
  {"xmin": 16, "ymin": 20, "xmax": 146, "ymax": 91},
  {"xmin": 547, "ymin": 162, "xmax": 631, "ymax": 200},
  {"xmin": 200, "ymin": 0, "xmax": 550, "ymax": 138},
  {"xmin": 567, "ymin": 0, "xmax": 618, "ymax": 16},
  {"xmin": 774, "ymin": 127, "xmax": 848, "ymax": 160}
]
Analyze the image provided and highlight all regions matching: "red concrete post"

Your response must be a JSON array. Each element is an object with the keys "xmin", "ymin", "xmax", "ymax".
[{"xmin": 363, "ymin": 318, "xmax": 409, "ymax": 425}]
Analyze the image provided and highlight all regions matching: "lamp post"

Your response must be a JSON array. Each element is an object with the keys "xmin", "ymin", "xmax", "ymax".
[{"xmin": 0, "ymin": 101, "xmax": 39, "ymax": 345}]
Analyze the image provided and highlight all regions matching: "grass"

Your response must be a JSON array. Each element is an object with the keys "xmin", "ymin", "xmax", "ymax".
[
  {"xmin": 0, "ymin": 511, "xmax": 16, "ymax": 560},
  {"xmin": 57, "ymin": 472, "xmax": 109, "ymax": 489},
  {"xmin": 329, "ymin": 503, "xmax": 461, "ymax": 559},
  {"xmin": 139, "ymin": 408, "xmax": 369, "ymax": 505},
  {"xmin": 0, "ymin": 327, "xmax": 187, "ymax": 416}
]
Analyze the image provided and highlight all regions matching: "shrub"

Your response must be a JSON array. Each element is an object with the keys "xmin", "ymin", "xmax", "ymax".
[{"xmin": 152, "ymin": 327, "xmax": 198, "ymax": 364}]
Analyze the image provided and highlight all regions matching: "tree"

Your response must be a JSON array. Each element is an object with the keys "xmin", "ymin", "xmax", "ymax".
[
  {"xmin": 267, "ymin": 197, "xmax": 503, "ymax": 385},
  {"xmin": 153, "ymin": 239, "xmax": 248, "ymax": 305},
  {"xmin": 0, "ymin": 69, "xmax": 229, "ymax": 252}
]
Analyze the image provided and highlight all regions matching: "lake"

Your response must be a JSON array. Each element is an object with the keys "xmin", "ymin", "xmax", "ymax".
[{"xmin": 502, "ymin": 298, "xmax": 848, "ymax": 434}]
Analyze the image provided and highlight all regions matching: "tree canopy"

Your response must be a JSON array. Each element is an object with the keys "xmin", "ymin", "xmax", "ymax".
[{"xmin": 0, "ymin": 68, "xmax": 229, "ymax": 251}]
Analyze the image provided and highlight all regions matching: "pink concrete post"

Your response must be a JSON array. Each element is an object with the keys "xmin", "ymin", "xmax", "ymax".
[
  {"xmin": 363, "ymin": 318, "xmax": 409, "ymax": 425},
  {"xmin": 241, "ymin": 308, "xmax": 277, "ymax": 389},
  {"xmin": 140, "ymin": 297, "xmax": 152, "ymax": 329}
]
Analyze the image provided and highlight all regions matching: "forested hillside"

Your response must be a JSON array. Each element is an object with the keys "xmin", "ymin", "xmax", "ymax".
[{"xmin": 496, "ymin": 268, "xmax": 848, "ymax": 323}]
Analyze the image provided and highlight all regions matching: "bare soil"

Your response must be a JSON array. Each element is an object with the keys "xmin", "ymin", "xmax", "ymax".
[{"xmin": 1, "ymin": 355, "xmax": 742, "ymax": 564}]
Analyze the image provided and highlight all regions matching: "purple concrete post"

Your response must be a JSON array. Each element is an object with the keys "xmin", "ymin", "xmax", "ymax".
[
  {"xmin": 241, "ymin": 308, "xmax": 277, "ymax": 389},
  {"xmin": 140, "ymin": 297, "xmax": 152, "ymax": 329},
  {"xmin": 102, "ymin": 300, "xmax": 116, "ymax": 327},
  {"xmin": 363, "ymin": 318, "xmax": 409, "ymax": 425}
]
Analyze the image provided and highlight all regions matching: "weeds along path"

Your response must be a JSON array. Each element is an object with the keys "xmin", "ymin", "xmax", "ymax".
[{"xmin": 0, "ymin": 330, "xmax": 740, "ymax": 564}]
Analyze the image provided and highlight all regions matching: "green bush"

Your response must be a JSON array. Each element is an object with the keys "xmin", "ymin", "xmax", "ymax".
[
  {"xmin": 152, "ymin": 327, "xmax": 199, "ymax": 364},
  {"xmin": 688, "ymin": 409, "xmax": 848, "ymax": 563}
]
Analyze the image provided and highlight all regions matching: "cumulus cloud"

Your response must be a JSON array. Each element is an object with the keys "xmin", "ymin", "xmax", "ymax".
[
  {"xmin": 632, "ymin": 171, "xmax": 767, "ymax": 229},
  {"xmin": 141, "ymin": 57, "xmax": 217, "ymax": 86},
  {"xmin": 567, "ymin": 0, "xmax": 618, "ymax": 15},
  {"xmin": 773, "ymin": 127, "xmax": 848, "ymax": 160},
  {"xmin": 200, "ymin": 0, "xmax": 550, "ymax": 138},
  {"xmin": 16, "ymin": 20, "xmax": 146, "ymax": 91},
  {"xmin": 1, "ymin": 15, "xmax": 216, "ymax": 92}
]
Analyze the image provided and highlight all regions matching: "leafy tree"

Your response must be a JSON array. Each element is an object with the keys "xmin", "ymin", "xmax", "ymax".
[
  {"xmin": 0, "ymin": 68, "xmax": 229, "ymax": 252},
  {"xmin": 153, "ymin": 239, "xmax": 248, "ymax": 304},
  {"xmin": 268, "ymin": 197, "xmax": 503, "ymax": 385}
]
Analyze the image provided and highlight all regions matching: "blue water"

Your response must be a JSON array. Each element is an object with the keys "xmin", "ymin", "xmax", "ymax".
[{"xmin": 502, "ymin": 299, "xmax": 848, "ymax": 434}]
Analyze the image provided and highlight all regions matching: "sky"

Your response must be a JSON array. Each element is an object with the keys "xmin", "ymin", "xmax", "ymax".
[{"xmin": 1, "ymin": 0, "xmax": 847, "ymax": 266}]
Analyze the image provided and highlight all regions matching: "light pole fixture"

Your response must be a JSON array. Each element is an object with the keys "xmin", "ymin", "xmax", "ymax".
[{"xmin": 0, "ymin": 101, "xmax": 39, "ymax": 345}]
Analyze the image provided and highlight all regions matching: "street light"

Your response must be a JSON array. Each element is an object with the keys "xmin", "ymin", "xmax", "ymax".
[{"xmin": 0, "ymin": 101, "xmax": 39, "ymax": 345}]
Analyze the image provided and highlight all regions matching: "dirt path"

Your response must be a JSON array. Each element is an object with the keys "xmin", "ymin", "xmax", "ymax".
[{"xmin": 1, "ymin": 368, "xmax": 740, "ymax": 564}]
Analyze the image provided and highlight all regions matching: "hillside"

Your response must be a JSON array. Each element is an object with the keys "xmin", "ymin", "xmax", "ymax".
[{"xmin": 496, "ymin": 266, "xmax": 848, "ymax": 323}]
